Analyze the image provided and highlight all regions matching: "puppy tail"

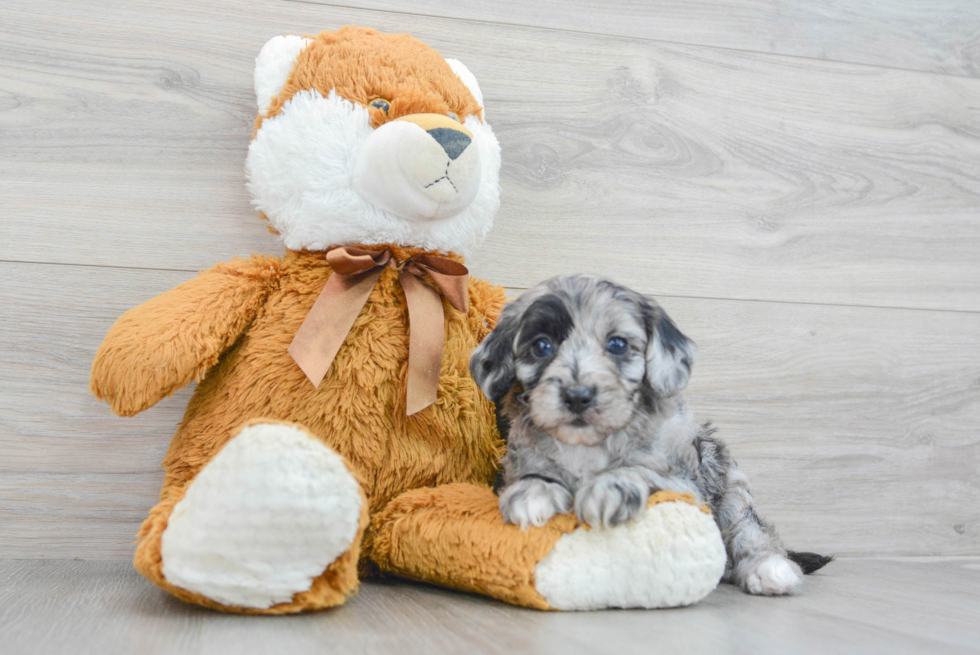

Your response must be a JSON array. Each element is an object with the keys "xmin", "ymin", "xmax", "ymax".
[{"xmin": 787, "ymin": 550, "xmax": 834, "ymax": 574}]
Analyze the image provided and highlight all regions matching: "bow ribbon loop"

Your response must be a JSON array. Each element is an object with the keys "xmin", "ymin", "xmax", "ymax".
[
  {"xmin": 288, "ymin": 247, "xmax": 470, "ymax": 415},
  {"xmin": 325, "ymin": 246, "xmax": 392, "ymax": 274}
]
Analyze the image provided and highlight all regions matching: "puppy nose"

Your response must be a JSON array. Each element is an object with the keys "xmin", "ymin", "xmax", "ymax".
[
  {"xmin": 427, "ymin": 128, "xmax": 471, "ymax": 160},
  {"xmin": 562, "ymin": 386, "xmax": 597, "ymax": 413}
]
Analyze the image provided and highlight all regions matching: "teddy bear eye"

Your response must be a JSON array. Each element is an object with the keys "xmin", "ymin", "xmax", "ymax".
[
  {"xmin": 446, "ymin": 111, "xmax": 460, "ymax": 122},
  {"xmin": 369, "ymin": 98, "xmax": 390, "ymax": 114}
]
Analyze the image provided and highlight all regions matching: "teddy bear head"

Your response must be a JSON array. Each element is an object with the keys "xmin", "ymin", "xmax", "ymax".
[{"xmin": 245, "ymin": 27, "xmax": 501, "ymax": 257}]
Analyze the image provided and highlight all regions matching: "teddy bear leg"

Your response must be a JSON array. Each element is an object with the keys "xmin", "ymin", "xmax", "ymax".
[
  {"xmin": 134, "ymin": 419, "xmax": 369, "ymax": 614},
  {"xmin": 369, "ymin": 483, "xmax": 727, "ymax": 610}
]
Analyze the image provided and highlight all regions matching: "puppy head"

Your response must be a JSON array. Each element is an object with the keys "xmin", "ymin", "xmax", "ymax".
[{"xmin": 470, "ymin": 275, "xmax": 696, "ymax": 445}]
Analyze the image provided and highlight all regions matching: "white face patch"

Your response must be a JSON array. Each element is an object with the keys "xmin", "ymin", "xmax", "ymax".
[
  {"xmin": 246, "ymin": 90, "xmax": 500, "ymax": 256},
  {"xmin": 352, "ymin": 119, "xmax": 482, "ymax": 221}
]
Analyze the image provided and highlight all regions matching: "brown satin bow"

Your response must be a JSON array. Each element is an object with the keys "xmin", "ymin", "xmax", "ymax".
[{"xmin": 288, "ymin": 246, "xmax": 470, "ymax": 415}]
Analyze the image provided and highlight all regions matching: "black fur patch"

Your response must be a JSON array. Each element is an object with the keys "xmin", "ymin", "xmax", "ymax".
[
  {"xmin": 787, "ymin": 551, "xmax": 834, "ymax": 574},
  {"xmin": 493, "ymin": 467, "xmax": 506, "ymax": 495},
  {"xmin": 520, "ymin": 472, "xmax": 565, "ymax": 486},
  {"xmin": 513, "ymin": 294, "xmax": 574, "ymax": 387},
  {"xmin": 470, "ymin": 304, "xmax": 522, "ymax": 403},
  {"xmin": 516, "ymin": 294, "xmax": 573, "ymax": 355},
  {"xmin": 609, "ymin": 479, "xmax": 645, "ymax": 526},
  {"xmin": 492, "ymin": 406, "xmax": 510, "ymax": 494},
  {"xmin": 634, "ymin": 298, "xmax": 695, "ymax": 395},
  {"xmin": 656, "ymin": 312, "xmax": 693, "ymax": 373}
]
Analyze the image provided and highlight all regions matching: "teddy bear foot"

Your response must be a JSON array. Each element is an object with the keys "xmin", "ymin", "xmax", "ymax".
[
  {"xmin": 157, "ymin": 421, "xmax": 366, "ymax": 610},
  {"xmin": 534, "ymin": 496, "xmax": 728, "ymax": 610},
  {"xmin": 371, "ymin": 484, "xmax": 727, "ymax": 610}
]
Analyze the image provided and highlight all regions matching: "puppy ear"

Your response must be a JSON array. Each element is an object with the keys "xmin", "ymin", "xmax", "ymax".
[
  {"xmin": 469, "ymin": 302, "xmax": 521, "ymax": 403},
  {"xmin": 645, "ymin": 305, "xmax": 697, "ymax": 396}
]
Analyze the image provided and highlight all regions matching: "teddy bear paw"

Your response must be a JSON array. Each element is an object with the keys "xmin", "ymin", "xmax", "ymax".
[{"xmin": 159, "ymin": 421, "xmax": 363, "ymax": 609}]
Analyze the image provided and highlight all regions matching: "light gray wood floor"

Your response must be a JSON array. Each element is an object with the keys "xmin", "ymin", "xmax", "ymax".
[
  {"xmin": 2, "ymin": 558, "xmax": 978, "ymax": 655},
  {"xmin": 2, "ymin": 0, "xmax": 978, "ymax": 563},
  {"xmin": 1, "ymin": 0, "xmax": 979, "ymax": 650}
]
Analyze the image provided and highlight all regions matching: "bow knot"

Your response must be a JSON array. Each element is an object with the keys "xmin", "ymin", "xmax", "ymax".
[{"xmin": 288, "ymin": 247, "xmax": 470, "ymax": 415}]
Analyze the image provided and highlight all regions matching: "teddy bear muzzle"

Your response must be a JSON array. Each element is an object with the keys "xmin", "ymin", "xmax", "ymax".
[{"xmin": 353, "ymin": 112, "xmax": 482, "ymax": 222}]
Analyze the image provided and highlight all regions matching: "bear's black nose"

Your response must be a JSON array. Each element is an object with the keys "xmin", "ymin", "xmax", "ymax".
[
  {"xmin": 562, "ymin": 386, "xmax": 597, "ymax": 414},
  {"xmin": 427, "ymin": 128, "xmax": 471, "ymax": 160}
]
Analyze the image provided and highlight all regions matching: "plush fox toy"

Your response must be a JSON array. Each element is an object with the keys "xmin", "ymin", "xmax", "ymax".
[{"xmin": 90, "ymin": 26, "xmax": 727, "ymax": 614}]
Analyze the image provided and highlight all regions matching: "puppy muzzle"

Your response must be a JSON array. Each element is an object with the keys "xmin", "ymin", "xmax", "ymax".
[
  {"xmin": 530, "ymin": 379, "xmax": 638, "ymax": 447},
  {"xmin": 353, "ymin": 113, "xmax": 482, "ymax": 221}
]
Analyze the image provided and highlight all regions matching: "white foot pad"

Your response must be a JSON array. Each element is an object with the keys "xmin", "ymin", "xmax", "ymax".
[
  {"xmin": 535, "ymin": 500, "xmax": 727, "ymax": 610},
  {"xmin": 160, "ymin": 423, "xmax": 363, "ymax": 609}
]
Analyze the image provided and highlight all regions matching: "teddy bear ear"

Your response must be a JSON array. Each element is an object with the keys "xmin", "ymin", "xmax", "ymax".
[
  {"xmin": 445, "ymin": 58, "xmax": 484, "ymax": 109},
  {"xmin": 254, "ymin": 35, "xmax": 313, "ymax": 113}
]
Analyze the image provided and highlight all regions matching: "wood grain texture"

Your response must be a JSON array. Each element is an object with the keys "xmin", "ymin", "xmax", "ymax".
[
  {"xmin": 2, "ymin": 0, "xmax": 980, "ymax": 310},
  {"xmin": 1, "ymin": 263, "xmax": 977, "ymax": 559},
  {"xmin": 0, "ymin": 473, "xmax": 162, "ymax": 560},
  {"xmin": 1, "ymin": 0, "xmax": 978, "ymax": 571},
  {"xmin": 311, "ymin": 0, "xmax": 980, "ymax": 79},
  {"xmin": 0, "ymin": 263, "xmax": 195, "ymax": 475},
  {"xmin": 1, "ymin": 558, "xmax": 979, "ymax": 655}
]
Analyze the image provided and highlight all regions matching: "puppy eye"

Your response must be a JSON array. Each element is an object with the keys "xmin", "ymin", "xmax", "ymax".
[
  {"xmin": 531, "ymin": 337, "xmax": 554, "ymax": 358},
  {"xmin": 447, "ymin": 111, "xmax": 460, "ymax": 122},
  {"xmin": 606, "ymin": 337, "xmax": 628, "ymax": 355},
  {"xmin": 369, "ymin": 98, "xmax": 390, "ymax": 114}
]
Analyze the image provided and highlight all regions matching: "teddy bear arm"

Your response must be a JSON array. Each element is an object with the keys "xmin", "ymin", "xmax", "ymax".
[{"xmin": 90, "ymin": 258, "xmax": 278, "ymax": 417}]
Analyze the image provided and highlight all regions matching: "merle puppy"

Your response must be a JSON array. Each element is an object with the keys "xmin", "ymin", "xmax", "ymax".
[{"xmin": 469, "ymin": 274, "xmax": 830, "ymax": 596}]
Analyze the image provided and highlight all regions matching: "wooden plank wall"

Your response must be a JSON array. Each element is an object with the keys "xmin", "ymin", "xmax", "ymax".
[{"xmin": 1, "ymin": 0, "xmax": 978, "ymax": 559}]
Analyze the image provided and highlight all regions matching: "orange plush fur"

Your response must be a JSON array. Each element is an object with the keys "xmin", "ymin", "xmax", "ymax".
[
  {"xmin": 90, "ymin": 27, "xmax": 518, "ymax": 614},
  {"xmin": 371, "ymin": 487, "xmax": 709, "ymax": 610},
  {"xmin": 92, "ymin": 246, "xmax": 508, "ymax": 610}
]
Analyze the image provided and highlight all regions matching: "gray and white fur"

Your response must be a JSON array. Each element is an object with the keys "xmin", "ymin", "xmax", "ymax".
[{"xmin": 470, "ymin": 274, "xmax": 831, "ymax": 596}]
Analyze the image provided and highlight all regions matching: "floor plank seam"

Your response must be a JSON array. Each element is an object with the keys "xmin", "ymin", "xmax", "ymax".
[
  {"xmin": 5, "ymin": 258, "xmax": 978, "ymax": 317},
  {"xmin": 280, "ymin": 0, "xmax": 980, "ymax": 82}
]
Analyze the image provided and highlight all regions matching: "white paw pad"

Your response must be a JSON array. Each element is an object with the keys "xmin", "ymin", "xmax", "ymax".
[
  {"xmin": 746, "ymin": 555, "xmax": 804, "ymax": 596},
  {"xmin": 160, "ymin": 423, "xmax": 363, "ymax": 609},
  {"xmin": 534, "ymin": 500, "xmax": 727, "ymax": 610}
]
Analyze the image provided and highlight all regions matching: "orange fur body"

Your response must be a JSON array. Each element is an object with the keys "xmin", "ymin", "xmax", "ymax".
[
  {"xmin": 88, "ymin": 26, "xmax": 523, "ymax": 614},
  {"xmin": 92, "ymin": 247, "xmax": 509, "ymax": 611}
]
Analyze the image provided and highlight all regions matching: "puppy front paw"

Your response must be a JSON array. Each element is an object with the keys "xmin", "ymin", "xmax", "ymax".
[
  {"xmin": 739, "ymin": 554, "xmax": 804, "ymax": 596},
  {"xmin": 575, "ymin": 469, "xmax": 650, "ymax": 529},
  {"xmin": 499, "ymin": 477, "xmax": 573, "ymax": 530}
]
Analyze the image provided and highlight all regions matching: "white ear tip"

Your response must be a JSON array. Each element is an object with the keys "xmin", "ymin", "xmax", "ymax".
[
  {"xmin": 445, "ymin": 57, "xmax": 484, "ymax": 109},
  {"xmin": 254, "ymin": 35, "xmax": 313, "ymax": 112}
]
